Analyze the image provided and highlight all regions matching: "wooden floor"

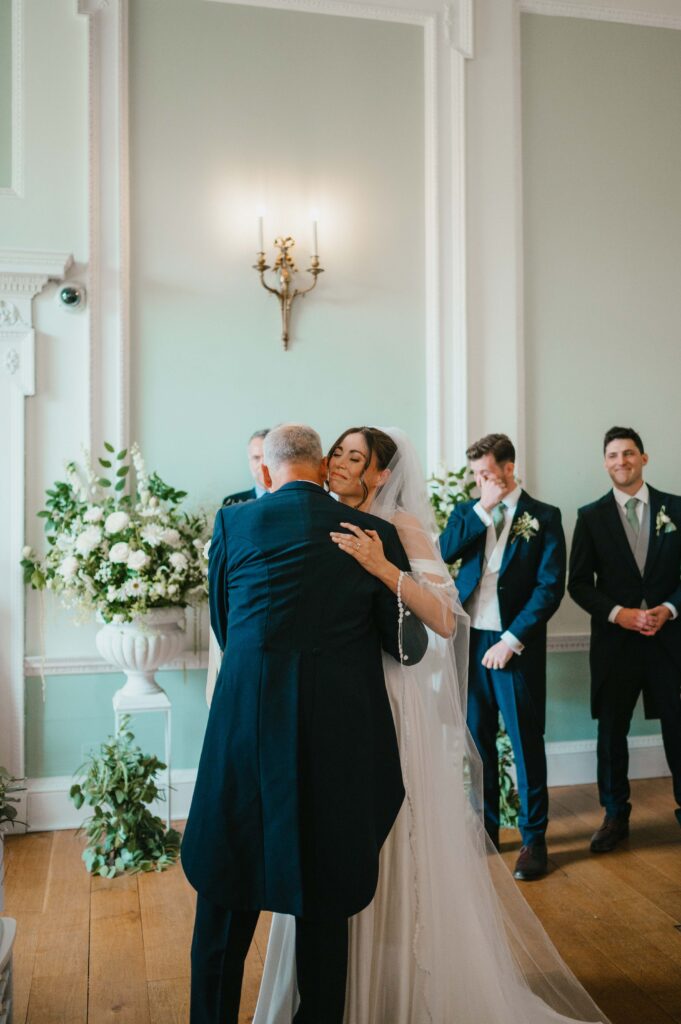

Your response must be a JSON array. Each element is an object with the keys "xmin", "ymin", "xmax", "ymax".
[{"xmin": 2, "ymin": 777, "xmax": 681, "ymax": 1023}]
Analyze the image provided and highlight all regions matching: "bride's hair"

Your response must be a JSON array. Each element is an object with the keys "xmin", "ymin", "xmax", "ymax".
[{"xmin": 327, "ymin": 426, "xmax": 398, "ymax": 508}]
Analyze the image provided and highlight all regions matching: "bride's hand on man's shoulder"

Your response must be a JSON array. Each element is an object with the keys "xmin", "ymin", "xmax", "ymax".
[{"xmin": 329, "ymin": 521, "xmax": 390, "ymax": 578}]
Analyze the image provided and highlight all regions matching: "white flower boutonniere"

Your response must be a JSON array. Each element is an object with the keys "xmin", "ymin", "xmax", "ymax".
[
  {"xmin": 656, "ymin": 505, "xmax": 677, "ymax": 536},
  {"xmin": 510, "ymin": 512, "xmax": 540, "ymax": 543}
]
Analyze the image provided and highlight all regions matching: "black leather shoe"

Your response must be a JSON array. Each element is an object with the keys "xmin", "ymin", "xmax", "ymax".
[
  {"xmin": 513, "ymin": 842, "xmax": 548, "ymax": 880},
  {"xmin": 590, "ymin": 815, "xmax": 629, "ymax": 853}
]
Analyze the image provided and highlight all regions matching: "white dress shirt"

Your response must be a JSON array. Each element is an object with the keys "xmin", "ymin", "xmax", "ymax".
[
  {"xmin": 608, "ymin": 482, "xmax": 677, "ymax": 622},
  {"xmin": 467, "ymin": 485, "xmax": 523, "ymax": 654}
]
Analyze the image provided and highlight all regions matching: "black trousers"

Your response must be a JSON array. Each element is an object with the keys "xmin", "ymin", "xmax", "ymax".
[
  {"xmin": 190, "ymin": 895, "xmax": 348, "ymax": 1024},
  {"xmin": 597, "ymin": 635, "xmax": 681, "ymax": 818}
]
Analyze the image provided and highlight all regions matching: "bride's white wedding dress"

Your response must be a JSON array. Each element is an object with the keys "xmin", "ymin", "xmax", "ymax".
[{"xmin": 211, "ymin": 429, "xmax": 609, "ymax": 1024}]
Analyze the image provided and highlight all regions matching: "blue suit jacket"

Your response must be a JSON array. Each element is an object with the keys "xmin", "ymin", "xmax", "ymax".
[
  {"xmin": 181, "ymin": 482, "xmax": 427, "ymax": 919},
  {"xmin": 568, "ymin": 485, "xmax": 681, "ymax": 718},
  {"xmin": 439, "ymin": 491, "xmax": 566, "ymax": 706}
]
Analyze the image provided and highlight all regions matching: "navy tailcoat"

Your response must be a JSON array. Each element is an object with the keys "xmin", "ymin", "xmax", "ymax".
[
  {"xmin": 568, "ymin": 486, "xmax": 681, "ymax": 718},
  {"xmin": 181, "ymin": 481, "xmax": 427, "ymax": 920}
]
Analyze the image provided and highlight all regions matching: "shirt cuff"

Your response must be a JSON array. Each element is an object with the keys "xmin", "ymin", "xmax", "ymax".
[
  {"xmin": 663, "ymin": 602, "xmax": 678, "ymax": 620},
  {"xmin": 501, "ymin": 631, "xmax": 524, "ymax": 655},
  {"xmin": 608, "ymin": 605, "xmax": 623, "ymax": 624},
  {"xmin": 473, "ymin": 502, "xmax": 493, "ymax": 528}
]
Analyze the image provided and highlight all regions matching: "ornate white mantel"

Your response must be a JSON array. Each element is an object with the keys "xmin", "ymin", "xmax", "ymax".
[{"xmin": 0, "ymin": 249, "xmax": 73, "ymax": 777}]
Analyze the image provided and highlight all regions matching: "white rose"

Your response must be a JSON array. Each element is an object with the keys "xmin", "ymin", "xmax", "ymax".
[
  {"xmin": 203, "ymin": 540, "xmax": 211, "ymax": 560},
  {"xmin": 149, "ymin": 497, "xmax": 159, "ymax": 508},
  {"xmin": 22, "ymin": 546, "xmax": 32, "ymax": 558},
  {"xmin": 109, "ymin": 542, "xmax": 130, "ymax": 563},
  {"xmin": 152, "ymin": 581, "xmax": 167, "ymax": 599},
  {"xmin": 161, "ymin": 528, "xmax": 181, "ymax": 548},
  {"xmin": 140, "ymin": 523, "xmax": 164, "ymax": 547},
  {"xmin": 106, "ymin": 585, "xmax": 120, "ymax": 602},
  {"xmin": 169, "ymin": 552, "xmax": 188, "ymax": 572},
  {"xmin": 105, "ymin": 511, "xmax": 130, "ymax": 535},
  {"xmin": 127, "ymin": 549, "xmax": 150, "ymax": 572},
  {"xmin": 56, "ymin": 534, "xmax": 73, "ymax": 551},
  {"xmin": 83, "ymin": 507, "xmax": 104, "ymax": 523},
  {"xmin": 167, "ymin": 583, "xmax": 179, "ymax": 596},
  {"xmin": 75, "ymin": 525, "xmax": 103, "ymax": 557},
  {"xmin": 530, "ymin": 518, "xmax": 540, "ymax": 531},
  {"xmin": 58, "ymin": 556, "xmax": 80, "ymax": 579}
]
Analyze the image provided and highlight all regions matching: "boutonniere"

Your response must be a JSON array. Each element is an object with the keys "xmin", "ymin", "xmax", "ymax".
[
  {"xmin": 510, "ymin": 511, "xmax": 540, "ymax": 543},
  {"xmin": 656, "ymin": 505, "xmax": 677, "ymax": 536}
]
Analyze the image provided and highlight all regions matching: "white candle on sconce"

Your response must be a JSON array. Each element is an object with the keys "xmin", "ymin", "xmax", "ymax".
[
  {"xmin": 312, "ymin": 219, "xmax": 319, "ymax": 257},
  {"xmin": 258, "ymin": 216, "xmax": 264, "ymax": 253}
]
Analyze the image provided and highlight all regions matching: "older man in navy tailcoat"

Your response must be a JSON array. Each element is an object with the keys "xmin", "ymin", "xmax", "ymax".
[{"xmin": 182, "ymin": 424, "xmax": 427, "ymax": 1024}]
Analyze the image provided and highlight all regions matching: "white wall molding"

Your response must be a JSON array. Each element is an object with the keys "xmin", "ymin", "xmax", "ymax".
[
  {"xmin": 518, "ymin": 0, "xmax": 681, "ymax": 31},
  {"xmin": 25, "ymin": 768, "xmax": 197, "ymax": 833},
  {"xmin": 546, "ymin": 733, "xmax": 670, "ymax": 787},
  {"xmin": 24, "ymin": 635, "xmax": 589, "ymax": 678},
  {"xmin": 0, "ymin": 251, "xmax": 74, "ymax": 778},
  {"xmin": 0, "ymin": 0, "xmax": 24, "ymax": 199},
  {"xmin": 77, "ymin": 0, "xmax": 130, "ymax": 456}
]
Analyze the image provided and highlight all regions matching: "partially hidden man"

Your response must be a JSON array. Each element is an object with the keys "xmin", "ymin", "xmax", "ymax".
[
  {"xmin": 182, "ymin": 424, "xmax": 427, "ymax": 1024},
  {"xmin": 568, "ymin": 426, "xmax": 681, "ymax": 853},
  {"xmin": 439, "ymin": 433, "xmax": 566, "ymax": 881}
]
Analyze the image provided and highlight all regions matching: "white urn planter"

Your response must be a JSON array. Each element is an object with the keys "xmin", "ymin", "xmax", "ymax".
[{"xmin": 96, "ymin": 608, "xmax": 187, "ymax": 697}]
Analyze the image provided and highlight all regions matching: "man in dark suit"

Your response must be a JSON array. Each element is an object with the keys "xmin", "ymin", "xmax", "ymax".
[
  {"xmin": 439, "ymin": 433, "xmax": 565, "ymax": 880},
  {"xmin": 568, "ymin": 426, "xmax": 681, "ymax": 852},
  {"xmin": 222, "ymin": 427, "xmax": 270, "ymax": 505},
  {"xmin": 182, "ymin": 424, "xmax": 427, "ymax": 1024}
]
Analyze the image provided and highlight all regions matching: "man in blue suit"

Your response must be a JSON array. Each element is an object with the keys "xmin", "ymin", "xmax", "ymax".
[
  {"xmin": 222, "ymin": 427, "xmax": 270, "ymax": 505},
  {"xmin": 440, "ymin": 433, "xmax": 565, "ymax": 880},
  {"xmin": 182, "ymin": 424, "xmax": 427, "ymax": 1024}
]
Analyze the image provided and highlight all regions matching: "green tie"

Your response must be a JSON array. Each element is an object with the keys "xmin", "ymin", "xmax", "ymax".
[
  {"xmin": 492, "ymin": 502, "xmax": 506, "ymax": 540},
  {"xmin": 625, "ymin": 497, "xmax": 640, "ymax": 535}
]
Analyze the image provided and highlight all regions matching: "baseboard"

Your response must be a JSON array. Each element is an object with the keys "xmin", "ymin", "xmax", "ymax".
[
  {"xmin": 25, "ymin": 768, "xmax": 197, "ymax": 833},
  {"xmin": 22, "ymin": 736, "xmax": 670, "ymax": 832},
  {"xmin": 545, "ymin": 733, "xmax": 669, "ymax": 787}
]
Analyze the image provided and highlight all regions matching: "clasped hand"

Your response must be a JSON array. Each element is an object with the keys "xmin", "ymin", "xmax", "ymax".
[{"xmin": 615, "ymin": 605, "xmax": 672, "ymax": 636}]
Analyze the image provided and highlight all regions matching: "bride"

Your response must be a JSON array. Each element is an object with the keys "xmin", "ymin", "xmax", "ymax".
[{"xmin": 211, "ymin": 426, "xmax": 609, "ymax": 1024}]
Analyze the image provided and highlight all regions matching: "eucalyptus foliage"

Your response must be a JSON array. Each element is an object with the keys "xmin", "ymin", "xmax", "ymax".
[
  {"xmin": 70, "ymin": 717, "xmax": 181, "ymax": 877},
  {"xmin": 0, "ymin": 766, "xmax": 26, "ymax": 830},
  {"xmin": 428, "ymin": 465, "xmax": 520, "ymax": 831}
]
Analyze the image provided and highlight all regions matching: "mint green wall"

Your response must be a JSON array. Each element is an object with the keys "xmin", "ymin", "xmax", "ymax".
[
  {"xmin": 522, "ymin": 15, "xmax": 681, "ymax": 635},
  {"xmin": 26, "ymin": 670, "xmax": 208, "ymax": 777},
  {"xmin": 0, "ymin": 0, "xmax": 11, "ymax": 187},
  {"xmin": 128, "ymin": 0, "xmax": 426, "ymax": 507}
]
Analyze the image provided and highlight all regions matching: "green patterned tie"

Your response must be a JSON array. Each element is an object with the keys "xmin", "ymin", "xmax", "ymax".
[
  {"xmin": 625, "ymin": 497, "xmax": 640, "ymax": 535},
  {"xmin": 492, "ymin": 502, "xmax": 506, "ymax": 540}
]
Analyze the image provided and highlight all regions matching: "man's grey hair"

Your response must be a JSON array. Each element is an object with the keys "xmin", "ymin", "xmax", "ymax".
[
  {"xmin": 263, "ymin": 424, "xmax": 323, "ymax": 470},
  {"xmin": 248, "ymin": 428, "xmax": 270, "ymax": 444}
]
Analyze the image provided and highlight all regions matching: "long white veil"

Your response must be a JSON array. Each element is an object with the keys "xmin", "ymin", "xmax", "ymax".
[{"xmin": 253, "ymin": 427, "xmax": 609, "ymax": 1024}]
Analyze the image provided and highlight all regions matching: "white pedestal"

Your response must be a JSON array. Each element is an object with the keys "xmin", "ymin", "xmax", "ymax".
[{"xmin": 113, "ymin": 689, "xmax": 172, "ymax": 830}]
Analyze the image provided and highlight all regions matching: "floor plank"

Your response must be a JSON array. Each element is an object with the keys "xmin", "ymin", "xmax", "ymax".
[{"xmin": 88, "ymin": 874, "xmax": 151, "ymax": 1023}]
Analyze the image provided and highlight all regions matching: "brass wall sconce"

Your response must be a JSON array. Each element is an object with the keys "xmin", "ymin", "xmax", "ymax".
[{"xmin": 253, "ymin": 220, "xmax": 324, "ymax": 350}]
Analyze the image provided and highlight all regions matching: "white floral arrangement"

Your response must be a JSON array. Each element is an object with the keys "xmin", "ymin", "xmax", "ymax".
[
  {"xmin": 22, "ymin": 443, "xmax": 210, "ymax": 624},
  {"xmin": 656, "ymin": 505, "xmax": 677, "ymax": 536},
  {"xmin": 510, "ymin": 511, "xmax": 540, "ymax": 543}
]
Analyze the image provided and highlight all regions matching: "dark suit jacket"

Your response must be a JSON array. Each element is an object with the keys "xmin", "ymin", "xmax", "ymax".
[
  {"xmin": 568, "ymin": 485, "xmax": 681, "ymax": 718},
  {"xmin": 222, "ymin": 486, "xmax": 257, "ymax": 506},
  {"xmin": 181, "ymin": 482, "xmax": 427, "ymax": 919},
  {"xmin": 439, "ymin": 491, "xmax": 566, "ymax": 716}
]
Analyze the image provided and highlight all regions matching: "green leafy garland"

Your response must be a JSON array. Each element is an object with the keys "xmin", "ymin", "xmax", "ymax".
[
  {"xmin": 428, "ymin": 466, "xmax": 520, "ymax": 830},
  {"xmin": 70, "ymin": 717, "xmax": 181, "ymax": 877}
]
